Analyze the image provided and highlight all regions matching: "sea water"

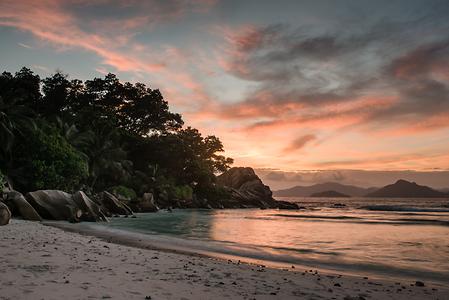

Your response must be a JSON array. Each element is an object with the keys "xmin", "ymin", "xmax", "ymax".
[{"xmin": 95, "ymin": 197, "xmax": 449, "ymax": 285}]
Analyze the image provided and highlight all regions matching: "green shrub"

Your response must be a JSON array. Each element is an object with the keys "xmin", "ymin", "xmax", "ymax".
[
  {"xmin": 195, "ymin": 184, "xmax": 231, "ymax": 201},
  {"xmin": 172, "ymin": 185, "xmax": 193, "ymax": 200},
  {"xmin": 110, "ymin": 185, "xmax": 137, "ymax": 201},
  {"xmin": 13, "ymin": 125, "xmax": 88, "ymax": 192}
]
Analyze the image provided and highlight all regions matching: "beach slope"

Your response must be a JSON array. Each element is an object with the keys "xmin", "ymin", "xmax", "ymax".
[{"xmin": 0, "ymin": 220, "xmax": 446, "ymax": 300}]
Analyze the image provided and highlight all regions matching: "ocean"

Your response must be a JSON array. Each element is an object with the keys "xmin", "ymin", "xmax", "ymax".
[{"xmin": 90, "ymin": 197, "xmax": 449, "ymax": 285}]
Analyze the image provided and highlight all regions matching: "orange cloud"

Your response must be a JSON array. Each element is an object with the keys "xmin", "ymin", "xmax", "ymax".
[
  {"xmin": 374, "ymin": 112, "xmax": 449, "ymax": 137},
  {"xmin": 0, "ymin": 0, "xmax": 219, "ymax": 111},
  {"xmin": 309, "ymin": 152, "xmax": 449, "ymax": 170},
  {"xmin": 283, "ymin": 134, "xmax": 316, "ymax": 153},
  {"xmin": 0, "ymin": 0, "xmax": 165, "ymax": 73}
]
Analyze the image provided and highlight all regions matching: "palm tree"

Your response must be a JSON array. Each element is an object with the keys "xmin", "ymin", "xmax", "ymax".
[
  {"xmin": 54, "ymin": 117, "xmax": 93, "ymax": 155},
  {"xmin": 0, "ymin": 96, "xmax": 35, "ymax": 151},
  {"xmin": 83, "ymin": 124, "xmax": 132, "ymax": 190},
  {"xmin": 0, "ymin": 96, "xmax": 37, "ymax": 190},
  {"xmin": 0, "ymin": 96, "xmax": 36, "ymax": 166}
]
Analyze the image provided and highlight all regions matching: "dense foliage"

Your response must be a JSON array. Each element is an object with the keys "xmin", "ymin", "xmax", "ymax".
[
  {"xmin": 110, "ymin": 185, "xmax": 137, "ymax": 201},
  {"xmin": 0, "ymin": 67, "xmax": 233, "ymax": 202},
  {"xmin": 13, "ymin": 124, "xmax": 88, "ymax": 191}
]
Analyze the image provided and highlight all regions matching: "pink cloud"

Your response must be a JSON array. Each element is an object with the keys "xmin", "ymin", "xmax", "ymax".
[
  {"xmin": 0, "ymin": 0, "xmax": 219, "ymax": 111},
  {"xmin": 309, "ymin": 152, "xmax": 449, "ymax": 170},
  {"xmin": 0, "ymin": 0, "xmax": 165, "ymax": 73},
  {"xmin": 283, "ymin": 134, "xmax": 317, "ymax": 153}
]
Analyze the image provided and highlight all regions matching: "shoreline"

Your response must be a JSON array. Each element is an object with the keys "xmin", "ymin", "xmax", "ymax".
[
  {"xmin": 44, "ymin": 219, "xmax": 449, "ymax": 287},
  {"xmin": 1, "ymin": 219, "xmax": 447, "ymax": 299}
]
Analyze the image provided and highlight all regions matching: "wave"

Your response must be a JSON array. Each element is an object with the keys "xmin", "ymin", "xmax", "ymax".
[
  {"xmin": 270, "ymin": 213, "xmax": 449, "ymax": 227},
  {"xmin": 271, "ymin": 214, "xmax": 361, "ymax": 220},
  {"xmin": 360, "ymin": 205, "xmax": 449, "ymax": 213},
  {"xmin": 395, "ymin": 218, "xmax": 449, "ymax": 226}
]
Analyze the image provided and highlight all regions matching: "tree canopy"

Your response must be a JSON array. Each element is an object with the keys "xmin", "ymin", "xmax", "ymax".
[{"xmin": 0, "ymin": 67, "xmax": 233, "ymax": 201}]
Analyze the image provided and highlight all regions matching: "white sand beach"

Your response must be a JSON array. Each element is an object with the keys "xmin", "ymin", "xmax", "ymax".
[{"xmin": 0, "ymin": 219, "xmax": 447, "ymax": 300}]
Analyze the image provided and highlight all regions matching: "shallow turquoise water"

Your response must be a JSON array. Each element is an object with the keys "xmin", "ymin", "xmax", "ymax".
[{"xmin": 100, "ymin": 197, "xmax": 449, "ymax": 285}]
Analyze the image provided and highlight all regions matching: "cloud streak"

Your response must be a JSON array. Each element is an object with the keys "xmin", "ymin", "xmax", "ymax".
[
  {"xmin": 0, "ymin": 0, "xmax": 217, "ymax": 110},
  {"xmin": 283, "ymin": 134, "xmax": 316, "ymax": 153},
  {"xmin": 216, "ymin": 20, "xmax": 449, "ymax": 135}
]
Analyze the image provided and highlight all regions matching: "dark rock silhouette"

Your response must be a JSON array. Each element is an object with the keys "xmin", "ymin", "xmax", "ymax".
[
  {"xmin": 26, "ymin": 190, "xmax": 80, "ymax": 221},
  {"xmin": 274, "ymin": 182, "xmax": 376, "ymax": 197},
  {"xmin": 130, "ymin": 193, "xmax": 158, "ymax": 212},
  {"xmin": 217, "ymin": 167, "xmax": 298, "ymax": 209},
  {"xmin": 25, "ymin": 190, "xmax": 110, "ymax": 222},
  {"xmin": 101, "ymin": 191, "xmax": 134, "ymax": 216},
  {"xmin": 72, "ymin": 191, "xmax": 108, "ymax": 222},
  {"xmin": 3, "ymin": 191, "xmax": 42, "ymax": 221},
  {"xmin": 366, "ymin": 180, "xmax": 447, "ymax": 198},
  {"xmin": 140, "ymin": 193, "xmax": 159, "ymax": 212}
]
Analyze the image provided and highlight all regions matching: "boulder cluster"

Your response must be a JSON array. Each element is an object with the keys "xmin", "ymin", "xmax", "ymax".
[
  {"xmin": 0, "ymin": 167, "xmax": 297, "ymax": 225},
  {"xmin": 0, "ymin": 189, "xmax": 138, "ymax": 224},
  {"xmin": 216, "ymin": 167, "xmax": 298, "ymax": 209}
]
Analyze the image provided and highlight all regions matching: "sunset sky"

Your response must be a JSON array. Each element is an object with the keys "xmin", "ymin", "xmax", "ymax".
[{"xmin": 1, "ymin": 0, "xmax": 449, "ymax": 187}]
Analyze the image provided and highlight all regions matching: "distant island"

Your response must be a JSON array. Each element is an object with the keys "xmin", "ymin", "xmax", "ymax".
[
  {"xmin": 366, "ymin": 179, "xmax": 448, "ymax": 198},
  {"xmin": 310, "ymin": 190, "xmax": 350, "ymax": 198},
  {"xmin": 274, "ymin": 182, "xmax": 377, "ymax": 197},
  {"xmin": 274, "ymin": 180, "xmax": 449, "ymax": 198}
]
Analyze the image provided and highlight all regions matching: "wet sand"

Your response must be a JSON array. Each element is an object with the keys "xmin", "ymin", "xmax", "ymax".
[{"xmin": 0, "ymin": 219, "xmax": 447, "ymax": 299}]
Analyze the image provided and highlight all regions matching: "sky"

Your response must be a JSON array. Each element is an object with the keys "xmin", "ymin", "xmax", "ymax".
[{"xmin": 1, "ymin": 0, "xmax": 449, "ymax": 188}]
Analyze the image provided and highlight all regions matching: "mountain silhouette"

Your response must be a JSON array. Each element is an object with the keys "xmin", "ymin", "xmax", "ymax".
[
  {"xmin": 274, "ymin": 182, "xmax": 376, "ymax": 197},
  {"xmin": 366, "ymin": 179, "xmax": 448, "ymax": 198}
]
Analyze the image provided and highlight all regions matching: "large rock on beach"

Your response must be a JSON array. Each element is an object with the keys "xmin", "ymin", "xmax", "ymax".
[
  {"xmin": 139, "ymin": 193, "xmax": 158, "ymax": 212},
  {"xmin": 101, "ymin": 191, "xmax": 133, "ymax": 216},
  {"xmin": 26, "ymin": 190, "xmax": 82, "ymax": 222},
  {"xmin": 72, "ymin": 191, "xmax": 108, "ymax": 222},
  {"xmin": 25, "ymin": 190, "xmax": 109, "ymax": 223},
  {"xmin": 4, "ymin": 191, "xmax": 42, "ymax": 221},
  {"xmin": 217, "ymin": 167, "xmax": 299, "ymax": 209},
  {"xmin": 0, "ymin": 202, "xmax": 12, "ymax": 225}
]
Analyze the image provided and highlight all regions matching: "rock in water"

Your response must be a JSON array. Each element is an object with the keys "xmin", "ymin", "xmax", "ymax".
[
  {"xmin": 5, "ymin": 191, "xmax": 42, "ymax": 221},
  {"xmin": 72, "ymin": 191, "xmax": 108, "ymax": 222},
  {"xmin": 139, "ymin": 193, "xmax": 158, "ymax": 212},
  {"xmin": 101, "ymin": 191, "xmax": 133, "ymax": 215},
  {"xmin": 217, "ymin": 167, "xmax": 299, "ymax": 209},
  {"xmin": 0, "ymin": 202, "xmax": 12, "ymax": 225},
  {"xmin": 217, "ymin": 167, "xmax": 272, "ymax": 207},
  {"xmin": 26, "ymin": 190, "xmax": 78, "ymax": 221}
]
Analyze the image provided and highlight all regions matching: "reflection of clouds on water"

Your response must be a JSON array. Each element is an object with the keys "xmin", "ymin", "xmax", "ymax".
[{"xmin": 104, "ymin": 205, "xmax": 449, "ymax": 284}]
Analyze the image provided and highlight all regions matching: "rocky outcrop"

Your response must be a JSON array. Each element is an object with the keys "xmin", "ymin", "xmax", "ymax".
[
  {"xmin": 0, "ymin": 202, "xmax": 12, "ymax": 225},
  {"xmin": 4, "ymin": 191, "xmax": 42, "ymax": 221},
  {"xmin": 217, "ymin": 167, "xmax": 299, "ymax": 209},
  {"xmin": 72, "ymin": 191, "xmax": 108, "ymax": 222},
  {"xmin": 138, "ymin": 193, "xmax": 158, "ymax": 212},
  {"xmin": 25, "ymin": 190, "xmax": 110, "ymax": 223},
  {"xmin": 26, "ymin": 190, "xmax": 82, "ymax": 222},
  {"xmin": 128, "ymin": 193, "xmax": 159, "ymax": 212},
  {"xmin": 0, "ymin": 188, "xmax": 132, "ymax": 222},
  {"xmin": 101, "ymin": 191, "xmax": 133, "ymax": 216}
]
